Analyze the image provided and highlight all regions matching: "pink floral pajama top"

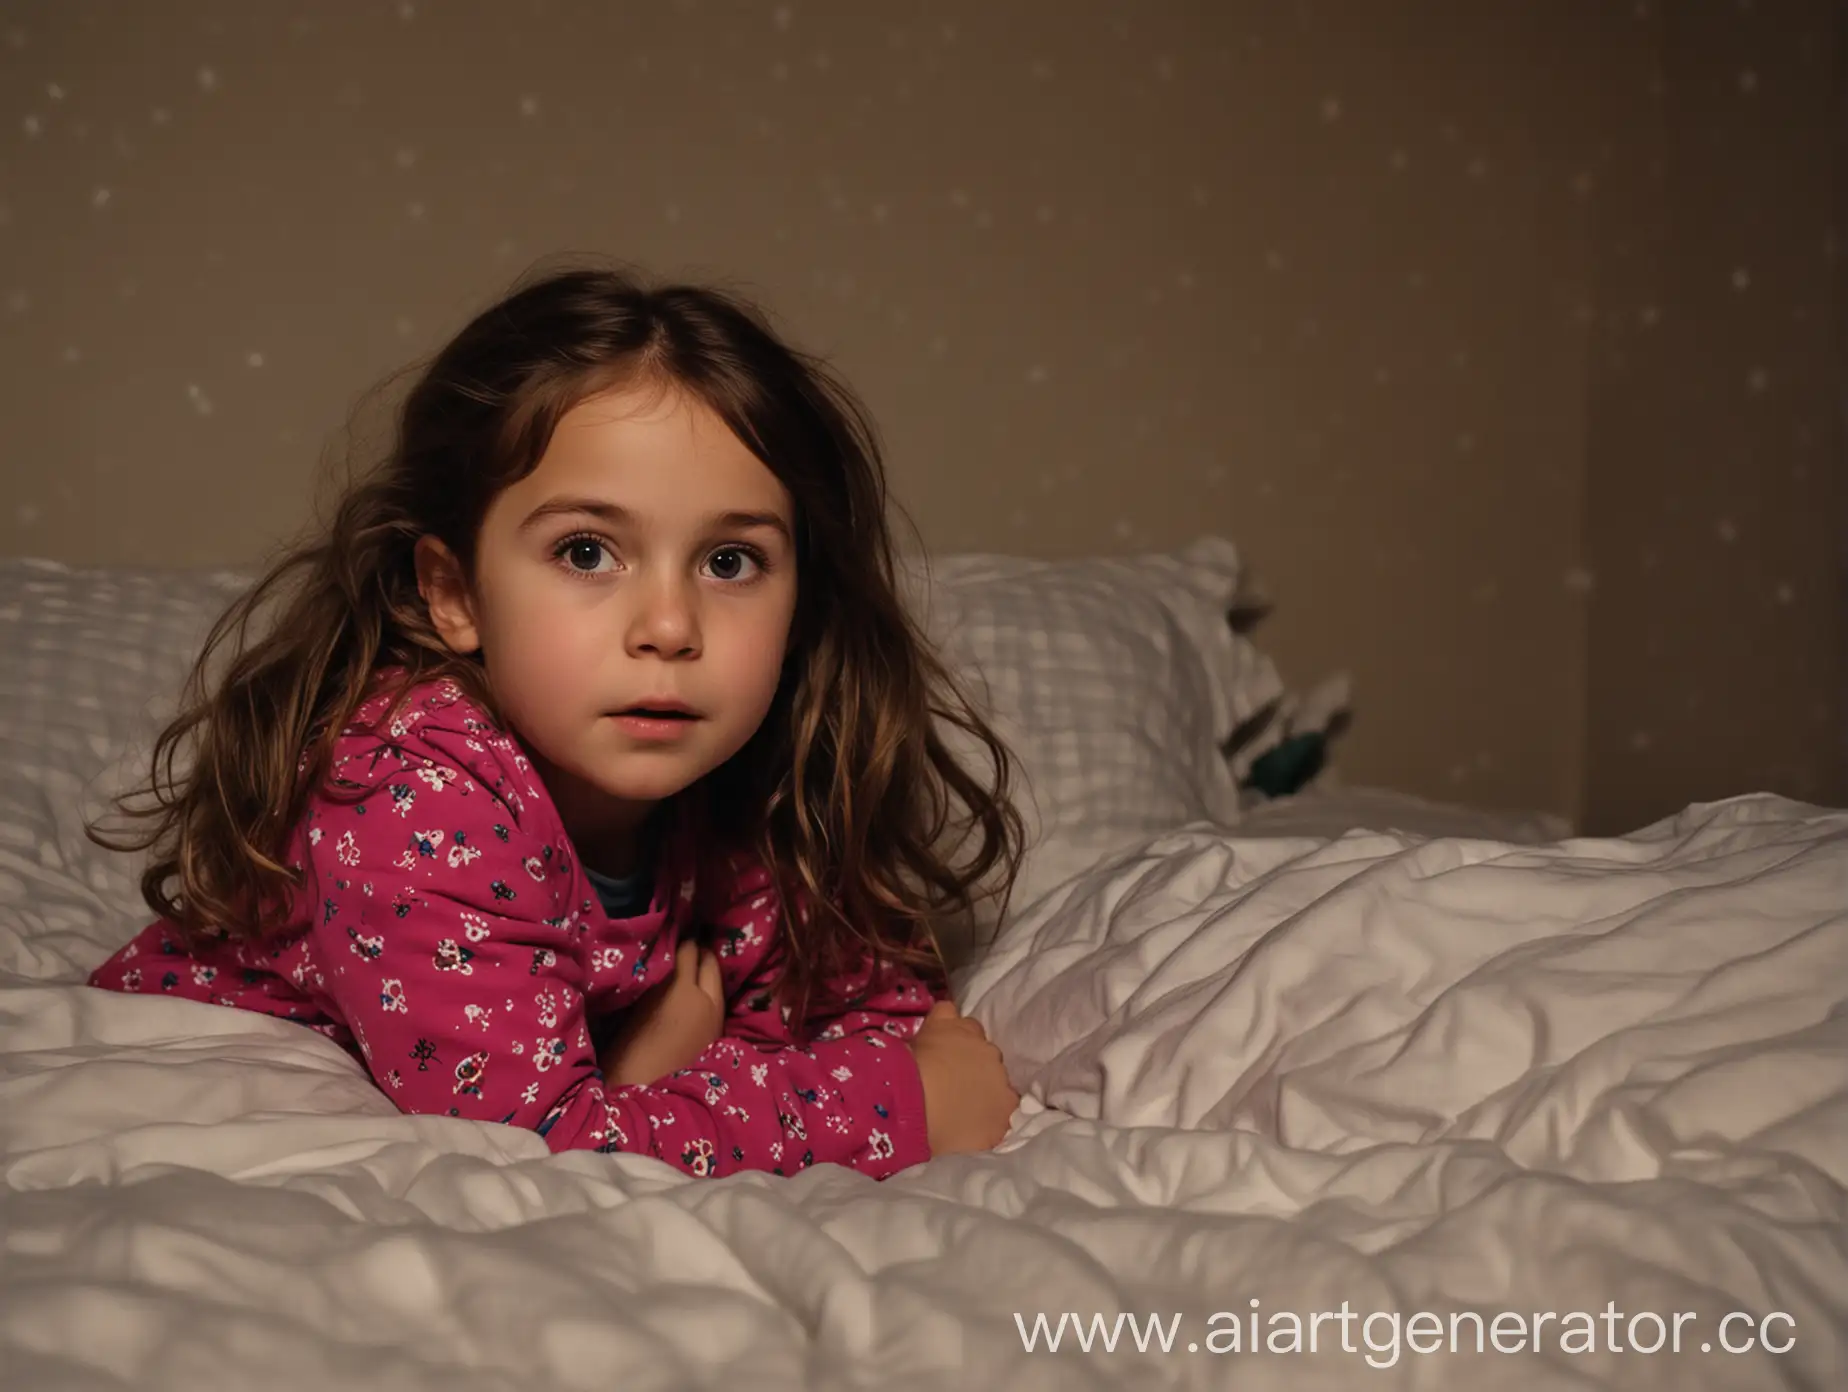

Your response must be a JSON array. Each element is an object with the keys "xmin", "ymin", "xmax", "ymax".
[{"xmin": 87, "ymin": 674, "xmax": 936, "ymax": 1180}]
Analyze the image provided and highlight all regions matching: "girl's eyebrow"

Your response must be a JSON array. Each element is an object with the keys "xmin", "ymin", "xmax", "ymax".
[{"xmin": 517, "ymin": 497, "xmax": 791, "ymax": 542}]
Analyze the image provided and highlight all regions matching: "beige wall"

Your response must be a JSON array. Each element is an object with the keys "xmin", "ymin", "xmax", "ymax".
[
  {"xmin": 1, "ymin": 1, "xmax": 1840, "ymax": 833},
  {"xmin": 1579, "ymin": 2, "xmax": 1845, "ymax": 834}
]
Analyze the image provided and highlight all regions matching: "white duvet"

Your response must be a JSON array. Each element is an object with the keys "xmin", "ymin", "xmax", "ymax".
[{"xmin": 4, "ymin": 793, "xmax": 1845, "ymax": 1391}]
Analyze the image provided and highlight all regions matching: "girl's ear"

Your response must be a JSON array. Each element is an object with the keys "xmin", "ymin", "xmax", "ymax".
[{"xmin": 413, "ymin": 535, "xmax": 483, "ymax": 654}]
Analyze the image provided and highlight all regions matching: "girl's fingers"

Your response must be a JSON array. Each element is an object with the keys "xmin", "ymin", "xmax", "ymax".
[{"xmin": 926, "ymin": 999, "xmax": 960, "ymax": 1020}]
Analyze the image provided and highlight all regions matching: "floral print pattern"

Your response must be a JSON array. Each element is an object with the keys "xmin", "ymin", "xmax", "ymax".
[{"xmin": 88, "ymin": 674, "xmax": 936, "ymax": 1180}]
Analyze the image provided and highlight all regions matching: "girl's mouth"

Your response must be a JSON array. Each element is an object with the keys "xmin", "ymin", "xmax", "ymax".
[{"xmin": 610, "ymin": 707, "xmax": 702, "ymax": 741}]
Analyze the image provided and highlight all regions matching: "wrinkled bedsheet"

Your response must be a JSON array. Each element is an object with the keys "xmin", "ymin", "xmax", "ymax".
[{"xmin": 3, "ymin": 794, "xmax": 1845, "ymax": 1390}]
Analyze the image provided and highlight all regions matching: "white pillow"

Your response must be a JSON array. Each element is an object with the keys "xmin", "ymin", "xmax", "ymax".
[
  {"xmin": 0, "ymin": 541, "xmax": 1285, "ymax": 979},
  {"xmin": 0, "ymin": 558, "xmax": 254, "ymax": 980},
  {"xmin": 902, "ymin": 536, "xmax": 1284, "ymax": 917}
]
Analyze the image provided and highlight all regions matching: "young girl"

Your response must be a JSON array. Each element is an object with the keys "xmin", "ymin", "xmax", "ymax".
[{"xmin": 86, "ymin": 264, "xmax": 1025, "ymax": 1181}]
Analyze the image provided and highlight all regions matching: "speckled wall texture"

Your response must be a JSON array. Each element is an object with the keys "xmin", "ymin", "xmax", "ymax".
[{"xmin": 0, "ymin": 1, "xmax": 1841, "ymax": 833}]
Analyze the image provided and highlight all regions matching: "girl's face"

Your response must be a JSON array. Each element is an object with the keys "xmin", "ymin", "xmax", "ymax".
[{"xmin": 416, "ymin": 380, "xmax": 798, "ymax": 874}]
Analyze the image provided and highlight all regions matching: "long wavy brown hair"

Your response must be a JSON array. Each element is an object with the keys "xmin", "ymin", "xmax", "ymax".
[{"xmin": 89, "ymin": 261, "xmax": 1024, "ymax": 1028}]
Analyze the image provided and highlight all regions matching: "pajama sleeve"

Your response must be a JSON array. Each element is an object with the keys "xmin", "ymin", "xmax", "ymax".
[
  {"xmin": 307, "ymin": 725, "xmax": 933, "ymax": 1179},
  {"xmin": 659, "ymin": 857, "xmax": 940, "ymax": 1177},
  {"xmin": 296, "ymin": 731, "xmax": 655, "ymax": 1151},
  {"xmin": 534, "ymin": 854, "xmax": 938, "ymax": 1178}
]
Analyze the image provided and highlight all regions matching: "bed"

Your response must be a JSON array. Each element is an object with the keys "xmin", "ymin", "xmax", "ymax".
[{"xmin": 3, "ymin": 544, "xmax": 1843, "ymax": 1390}]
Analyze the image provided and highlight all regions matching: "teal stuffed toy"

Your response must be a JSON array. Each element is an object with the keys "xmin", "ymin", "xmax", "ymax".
[{"xmin": 1241, "ymin": 730, "xmax": 1328, "ymax": 799}]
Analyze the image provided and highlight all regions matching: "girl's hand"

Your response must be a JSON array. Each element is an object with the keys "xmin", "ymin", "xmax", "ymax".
[
  {"xmin": 907, "ymin": 999, "xmax": 1019, "ymax": 1155},
  {"xmin": 598, "ymin": 939, "xmax": 726, "ymax": 1086}
]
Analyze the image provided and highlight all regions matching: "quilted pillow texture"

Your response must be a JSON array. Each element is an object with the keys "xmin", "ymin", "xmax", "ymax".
[
  {"xmin": 900, "ymin": 536, "xmax": 1283, "ymax": 916},
  {"xmin": 0, "ymin": 539, "xmax": 1279, "ymax": 978},
  {"xmin": 0, "ymin": 559, "xmax": 252, "ymax": 979}
]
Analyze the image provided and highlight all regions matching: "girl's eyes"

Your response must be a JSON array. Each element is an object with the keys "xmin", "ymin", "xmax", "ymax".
[
  {"xmin": 555, "ymin": 535, "xmax": 616, "ymax": 575},
  {"xmin": 702, "ymin": 545, "xmax": 766, "ymax": 583},
  {"xmin": 550, "ymin": 534, "xmax": 770, "ymax": 585}
]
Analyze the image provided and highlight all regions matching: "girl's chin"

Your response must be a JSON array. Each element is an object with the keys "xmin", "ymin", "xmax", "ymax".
[
  {"xmin": 584, "ymin": 761, "xmax": 712, "ymax": 805},
  {"xmin": 597, "ymin": 780, "xmax": 695, "ymax": 806},
  {"xmin": 532, "ymin": 755, "xmax": 698, "ymax": 820}
]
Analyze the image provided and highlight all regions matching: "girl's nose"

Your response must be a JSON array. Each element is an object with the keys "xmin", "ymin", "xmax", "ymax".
[{"xmin": 624, "ymin": 578, "xmax": 701, "ymax": 658}]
